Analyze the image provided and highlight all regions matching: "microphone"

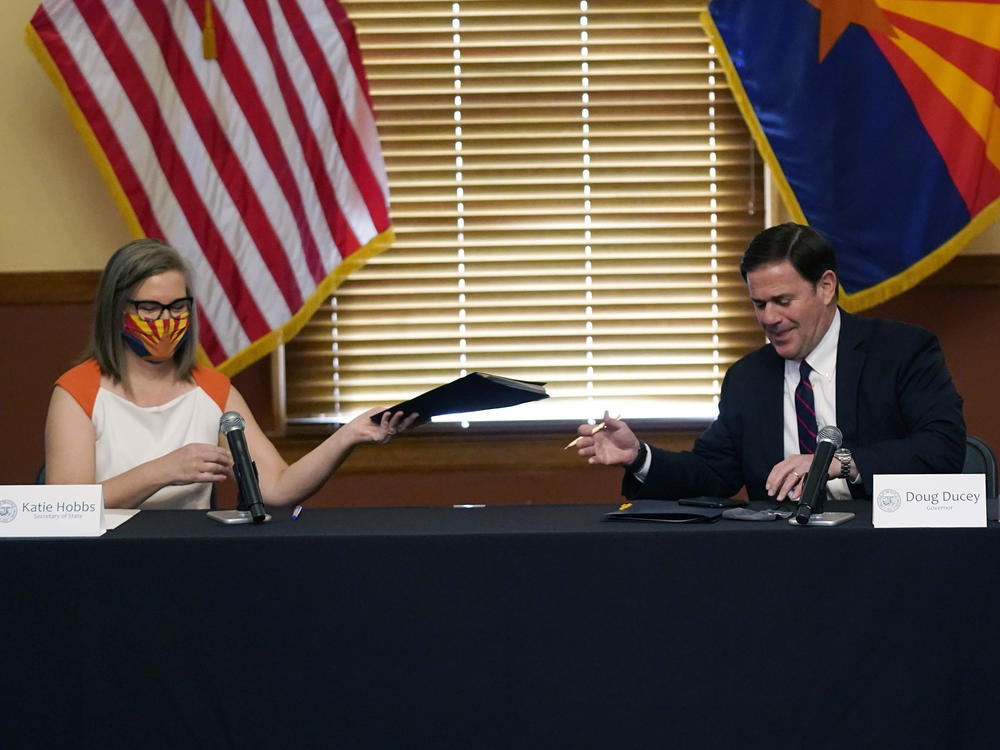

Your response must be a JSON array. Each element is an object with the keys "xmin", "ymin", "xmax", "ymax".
[
  {"xmin": 219, "ymin": 411, "xmax": 267, "ymax": 524},
  {"xmin": 793, "ymin": 425, "xmax": 843, "ymax": 525}
]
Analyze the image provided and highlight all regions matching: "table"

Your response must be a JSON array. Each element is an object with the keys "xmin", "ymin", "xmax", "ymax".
[{"xmin": 3, "ymin": 502, "xmax": 999, "ymax": 748}]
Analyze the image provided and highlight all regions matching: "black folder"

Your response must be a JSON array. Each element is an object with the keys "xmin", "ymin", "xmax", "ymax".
[
  {"xmin": 603, "ymin": 499, "xmax": 725, "ymax": 524},
  {"xmin": 370, "ymin": 372, "xmax": 548, "ymax": 423}
]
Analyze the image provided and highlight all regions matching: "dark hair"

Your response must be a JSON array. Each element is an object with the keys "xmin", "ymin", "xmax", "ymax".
[
  {"xmin": 739, "ymin": 223, "xmax": 838, "ymax": 290},
  {"xmin": 89, "ymin": 238, "xmax": 198, "ymax": 387}
]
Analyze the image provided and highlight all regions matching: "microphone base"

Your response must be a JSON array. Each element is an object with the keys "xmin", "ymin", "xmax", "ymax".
[
  {"xmin": 787, "ymin": 511, "xmax": 855, "ymax": 527},
  {"xmin": 207, "ymin": 509, "xmax": 272, "ymax": 525}
]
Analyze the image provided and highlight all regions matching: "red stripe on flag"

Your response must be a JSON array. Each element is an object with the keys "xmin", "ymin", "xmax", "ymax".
[
  {"xmin": 883, "ymin": 10, "xmax": 1000, "ymax": 107},
  {"xmin": 73, "ymin": 0, "xmax": 271, "ymax": 342},
  {"xmin": 329, "ymin": 0, "xmax": 375, "ymax": 110},
  {"xmin": 872, "ymin": 31, "xmax": 1000, "ymax": 216},
  {"xmin": 188, "ymin": 0, "xmax": 327, "ymax": 285},
  {"xmin": 31, "ymin": 6, "xmax": 165, "ymax": 238},
  {"xmin": 246, "ymin": 2, "xmax": 360, "ymax": 257},
  {"xmin": 34, "ymin": 0, "xmax": 393, "ymax": 370},
  {"xmin": 279, "ymin": 0, "xmax": 391, "ymax": 239},
  {"xmin": 195, "ymin": 302, "xmax": 228, "ymax": 365},
  {"xmin": 137, "ymin": 2, "xmax": 305, "ymax": 312}
]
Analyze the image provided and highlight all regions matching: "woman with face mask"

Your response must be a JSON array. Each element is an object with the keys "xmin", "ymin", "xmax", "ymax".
[{"xmin": 43, "ymin": 238, "xmax": 416, "ymax": 510}]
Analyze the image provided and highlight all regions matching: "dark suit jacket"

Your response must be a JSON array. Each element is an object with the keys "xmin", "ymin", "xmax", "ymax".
[{"xmin": 624, "ymin": 311, "xmax": 966, "ymax": 501}]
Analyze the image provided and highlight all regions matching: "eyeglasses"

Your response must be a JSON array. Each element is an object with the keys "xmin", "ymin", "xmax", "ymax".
[{"xmin": 128, "ymin": 297, "xmax": 193, "ymax": 321}]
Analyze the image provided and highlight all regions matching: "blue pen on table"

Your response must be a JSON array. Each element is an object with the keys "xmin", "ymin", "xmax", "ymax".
[{"xmin": 291, "ymin": 505, "xmax": 303, "ymax": 520}]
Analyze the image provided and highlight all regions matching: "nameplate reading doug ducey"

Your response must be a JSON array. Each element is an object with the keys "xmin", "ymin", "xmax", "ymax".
[
  {"xmin": 873, "ymin": 474, "xmax": 987, "ymax": 528},
  {"xmin": 0, "ymin": 485, "xmax": 104, "ymax": 538}
]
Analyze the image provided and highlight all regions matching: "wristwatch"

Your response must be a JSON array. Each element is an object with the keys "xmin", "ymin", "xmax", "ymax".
[{"xmin": 834, "ymin": 447, "xmax": 852, "ymax": 480}]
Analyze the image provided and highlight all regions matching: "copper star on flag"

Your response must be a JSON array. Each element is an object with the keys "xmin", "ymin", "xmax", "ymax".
[
  {"xmin": 704, "ymin": 0, "xmax": 1000, "ymax": 309},
  {"xmin": 805, "ymin": 0, "xmax": 896, "ymax": 61}
]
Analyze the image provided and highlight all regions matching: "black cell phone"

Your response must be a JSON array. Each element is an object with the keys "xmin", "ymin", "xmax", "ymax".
[{"xmin": 678, "ymin": 497, "xmax": 747, "ymax": 509}]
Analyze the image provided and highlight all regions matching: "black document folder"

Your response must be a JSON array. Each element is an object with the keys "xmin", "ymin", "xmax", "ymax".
[
  {"xmin": 603, "ymin": 499, "xmax": 725, "ymax": 524},
  {"xmin": 370, "ymin": 372, "xmax": 549, "ymax": 423}
]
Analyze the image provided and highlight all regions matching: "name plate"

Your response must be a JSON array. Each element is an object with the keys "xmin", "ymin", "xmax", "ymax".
[
  {"xmin": 0, "ymin": 485, "xmax": 105, "ymax": 537},
  {"xmin": 873, "ymin": 474, "xmax": 986, "ymax": 528}
]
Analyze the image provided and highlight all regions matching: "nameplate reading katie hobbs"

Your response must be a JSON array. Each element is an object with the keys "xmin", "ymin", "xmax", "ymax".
[
  {"xmin": 872, "ymin": 474, "xmax": 986, "ymax": 528},
  {"xmin": 0, "ymin": 485, "xmax": 105, "ymax": 538}
]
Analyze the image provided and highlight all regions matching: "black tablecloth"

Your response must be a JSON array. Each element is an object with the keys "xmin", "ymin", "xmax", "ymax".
[{"xmin": 4, "ymin": 502, "xmax": 999, "ymax": 749}]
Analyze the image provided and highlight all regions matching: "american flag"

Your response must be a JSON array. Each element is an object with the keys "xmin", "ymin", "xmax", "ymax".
[{"xmin": 27, "ymin": 0, "xmax": 392, "ymax": 373}]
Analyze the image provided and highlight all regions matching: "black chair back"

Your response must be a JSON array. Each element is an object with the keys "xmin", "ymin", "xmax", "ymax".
[{"xmin": 963, "ymin": 435, "xmax": 998, "ymax": 499}]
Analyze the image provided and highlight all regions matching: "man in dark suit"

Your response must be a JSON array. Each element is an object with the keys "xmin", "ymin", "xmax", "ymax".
[{"xmin": 573, "ymin": 223, "xmax": 966, "ymax": 502}]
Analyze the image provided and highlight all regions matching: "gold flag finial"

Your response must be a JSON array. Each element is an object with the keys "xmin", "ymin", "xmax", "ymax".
[{"xmin": 202, "ymin": 1, "xmax": 216, "ymax": 60}]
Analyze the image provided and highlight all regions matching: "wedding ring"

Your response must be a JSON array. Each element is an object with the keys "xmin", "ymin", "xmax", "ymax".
[{"xmin": 792, "ymin": 471, "xmax": 800, "ymax": 478}]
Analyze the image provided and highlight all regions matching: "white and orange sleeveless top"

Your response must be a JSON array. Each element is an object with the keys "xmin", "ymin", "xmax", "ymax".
[{"xmin": 55, "ymin": 359, "xmax": 230, "ymax": 509}]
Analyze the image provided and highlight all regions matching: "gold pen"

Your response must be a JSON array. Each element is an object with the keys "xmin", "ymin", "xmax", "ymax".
[{"xmin": 563, "ymin": 415, "xmax": 621, "ymax": 450}]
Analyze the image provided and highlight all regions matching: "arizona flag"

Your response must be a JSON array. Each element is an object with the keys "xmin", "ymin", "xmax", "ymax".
[
  {"xmin": 26, "ymin": 0, "xmax": 392, "ymax": 373},
  {"xmin": 703, "ymin": 0, "xmax": 1000, "ymax": 309}
]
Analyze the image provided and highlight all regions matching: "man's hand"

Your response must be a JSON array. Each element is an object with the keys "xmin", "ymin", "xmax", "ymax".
[
  {"xmin": 573, "ymin": 411, "xmax": 640, "ymax": 466},
  {"xmin": 766, "ymin": 453, "xmax": 840, "ymax": 501}
]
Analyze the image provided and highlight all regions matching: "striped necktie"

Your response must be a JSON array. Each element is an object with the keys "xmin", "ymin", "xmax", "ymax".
[{"xmin": 795, "ymin": 360, "xmax": 818, "ymax": 454}]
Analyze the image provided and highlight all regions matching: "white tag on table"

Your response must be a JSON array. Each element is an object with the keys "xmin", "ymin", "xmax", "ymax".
[
  {"xmin": 873, "ymin": 474, "xmax": 987, "ymax": 528},
  {"xmin": 0, "ymin": 485, "xmax": 105, "ymax": 537}
]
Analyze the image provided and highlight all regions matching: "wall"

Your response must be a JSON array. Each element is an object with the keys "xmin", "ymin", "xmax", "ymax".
[{"xmin": 1, "ymin": 0, "xmax": 132, "ymax": 271}]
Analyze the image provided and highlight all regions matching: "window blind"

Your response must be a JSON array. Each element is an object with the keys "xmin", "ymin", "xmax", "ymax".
[{"xmin": 281, "ymin": 0, "xmax": 765, "ymax": 426}]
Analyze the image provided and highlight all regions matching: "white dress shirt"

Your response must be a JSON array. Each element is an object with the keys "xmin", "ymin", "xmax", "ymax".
[{"xmin": 783, "ymin": 308, "xmax": 850, "ymax": 499}]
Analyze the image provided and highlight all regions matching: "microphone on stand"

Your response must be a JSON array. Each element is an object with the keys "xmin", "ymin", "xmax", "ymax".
[
  {"xmin": 219, "ymin": 411, "xmax": 267, "ymax": 524},
  {"xmin": 793, "ymin": 425, "xmax": 843, "ymax": 526}
]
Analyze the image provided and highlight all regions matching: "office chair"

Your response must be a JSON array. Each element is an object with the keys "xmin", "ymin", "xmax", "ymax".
[
  {"xmin": 963, "ymin": 435, "xmax": 998, "ymax": 521},
  {"xmin": 963, "ymin": 435, "xmax": 998, "ymax": 499}
]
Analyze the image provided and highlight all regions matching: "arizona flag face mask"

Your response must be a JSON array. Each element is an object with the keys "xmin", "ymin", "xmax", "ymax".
[{"xmin": 122, "ymin": 313, "xmax": 190, "ymax": 363}]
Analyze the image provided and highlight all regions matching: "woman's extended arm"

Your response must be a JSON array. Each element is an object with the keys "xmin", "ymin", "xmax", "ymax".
[{"xmin": 226, "ymin": 387, "xmax": 417, "ymax": 508}]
